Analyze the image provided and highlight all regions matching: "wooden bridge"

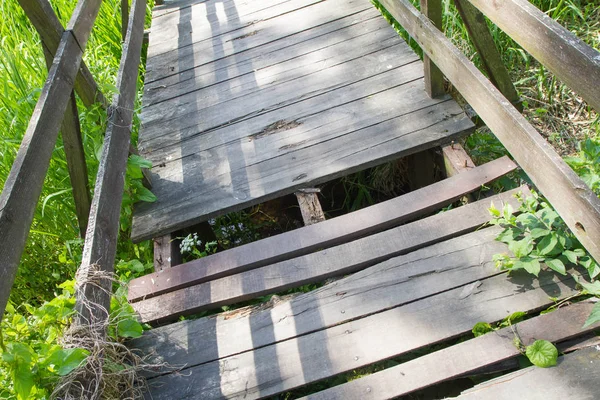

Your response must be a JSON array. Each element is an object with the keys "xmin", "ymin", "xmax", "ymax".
[{"xmin": 1, "ymin": 0, "xmax": 600, "ymax": 398}]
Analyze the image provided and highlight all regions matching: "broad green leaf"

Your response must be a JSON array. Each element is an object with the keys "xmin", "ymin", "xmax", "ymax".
[
  {"xmin": 580, "ymin": 257, "xmax": 600, "ymax": 280},
  {"xmin": 530, "ymin": 228, "xmax": 551, "ymax": 239},
  {"xmin": 137, "ymin": 187, "xmax": 157, "ymax": 203},
  {"xmin": 537, "ymin": 234, "xmax": 558, "ymax": 256},
  {"xmin": 574, "ymin": 275, "xmax": 600, "ymax": 296},
  {"xmin": 51, "ymin": 348, "xmax": 89, "ymax": 376},
  {"xmin": 563, "ymin": 250, "xmax": 579, "ymax": 264},
  {"xmin": 117, "ymin": 318, "xmax": 144, "ymax": 338},
  {"xmin": 525, "ymin": 340, "xmax": 558, "ymax": 368},
  {"xmin": 488, "ymin": 204, "xmax": 500, "ymax": 217},
  {"xmin": 502, "ymin": 311, "xmax": 527, "ymax": 326},
  {"xmin": 10, "ymin": 343, "xmax": 33, "ymax": 364},
  {"xmin": 545, "ymin": 258, "xmax": 567, "ymax": 275},
  {"xmin": 472, "ymin": 322, "xmax": 493, "ymax": 337},
  {"xmin": 496, "ymin": 228, "xmax": 518, "ymax": 243},
  {"xmin": 14, "ymin": 362, "xmax": 34, "ymax": 400},
  {"xmin": 583, "ymin": 301, "xmax": 600, "ymax": 328},
  {"xmin": 514, "ymin": 258, "xmax": 541, "ymax": 277},
  {"xmin": 503, "ymin": 203, "xmax": 514, "ymax": 221},
  {"xmin": 128, "ymin": 154, "xmax": 152, "ymax": 169},
  {"xmin": 509, "ymin": 237, "xmax": 534, "ymax": 258}
]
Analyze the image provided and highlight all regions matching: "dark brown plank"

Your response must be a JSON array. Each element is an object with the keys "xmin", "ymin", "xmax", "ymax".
[
  {"xmin": 75, "ymin": 0, "xmax": 146, "ymax": 326},
  {"xmin": 133, "ymin": 227, "xmax": 505, "ymax": 375},
  {"xmin": 469, "ymin": 0, "xmax": 600, "ymax": 112},
  {"xmin": 455, "ymin": 346, "xmax": 600, "ymax": 399},
  {"xmin": 453, "ymin": 0, "xmax": 521, "ymax": 110},
  {"xmin": 378, "ymin": 0, "xmax": 600, "ymax": 267},
  {"xmin": 18, "ymin": 0, "xmax": 107, "ymax": 107},
  {"xmin": 303, "ymin": 302, "xmax": 599, "ymax": 400},
  {"xmin": 420, "ymin": 0, "xmax": 444, "ymax": 98},
  {"xmin": 153, "ymin": 234, "xmax": 182, "ymax": 271},
  {"xmin": 127, "ymin": 157, "xmax": 517, "ymax": 302},
  {"xmin": 143, "ymin": 257, "xmax": 578, "ymax": 399},
  {"xmin": 131, "ymin": 187, "xmax": 525, "ymax": 323}
]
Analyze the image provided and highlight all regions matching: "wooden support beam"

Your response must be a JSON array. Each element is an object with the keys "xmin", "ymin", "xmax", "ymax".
[
  {"xmin": 467, "ymin": 0, "xmax": 600, "ymax": 112},
  {"xmin": 420, "ymin": 0, "xmax": 444, "ymax": 97},
  {"xmin": 407, "ymin": 148, "xmax": 438, "ymax": 190},
  {"xmin": 153, "ymin": 234, "xmax": 181, "ymax": 271},
  {"xmin": 18, "ymin": 0, "xmax": 107, "ymax": 108},
  {"xmin": 442, "ymin": 142, "xmax": 476, "ymax": 177},
  {"xmin": 295, "ymin": 188, "xmax": 326, "ymax": 225},
  {"xmin": 378, "ymin": 0, "xmax": 600, "ymax": 263},
  {"xmin": 42, "ymin": 48, "xmax": 91, "ymax": 238},
  {"xmin": 453, "ymin": 0, "xmax": 521, "ymax": 111},
  {"xmin": 121, "ymin": 0, "xmax": 129, "ymax": 42}
]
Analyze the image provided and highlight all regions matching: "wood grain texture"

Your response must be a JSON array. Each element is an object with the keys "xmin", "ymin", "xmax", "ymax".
[
  {"xmin": 0, "ymin": 32, "xmax": 85, "ymax": 320},
  {"xmin": 378, "ymin": 0, "xmax": 600, "ymax": 266},
  {"xmin": 66, "ymin": 0, "xmax": 103, "ymax": 48},
  {"xmin": 133, "ymin": 227, "xmax": 505, "ymax": 375},
  {"xmin": 296, "ymin": 190, "xmax": 325, "ymax": 225},
  {"xmin": 468, "ymin": 0, "xmax": 600, "ymax": 112},
  {"xmin": 153, "ymin": 234, "xmax": 182, "ymax": 271},
  {"xmin": 132, "ymin": 188, "xmax": 526, "ymax": 323},
  {"xmin": 303, "ymin": 301, "xmax": 599, "ymax": 400},
  {"xmin": 420, "ymin": 0, "xmax": 444, "ymax": 98},
  {"xmin": 455, "ymin": 346, "xmax": 600, "ymax": 399},
  {"xmin": 143, "ymin": 255, "xmax": 578, "ymax": 399},
  {"xmin": 75, "ymin": 0, "xmax": 146, "ymax": 327},
  {"xmin": 453, "ymin": 0, "xmax": 521, "ymax": 110},
  {"xmin": 127, "ymin": 157, "xmax": 517, "ymax": 302},
  {"xmin": 443, "ymin": 143, "xmax": 476, "ymax": 177},
  {"xmin": 17, "ymin": 0, "xmax": 107, "ymax": 107}
]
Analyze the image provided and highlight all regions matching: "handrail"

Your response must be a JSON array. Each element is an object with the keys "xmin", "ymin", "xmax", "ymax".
[
  {"xmin": 376, "ymin": 0, "xmax": 600, "ymax": 262},
  {"xmin": 467, "ymin": 0, "xmax": 600, "ymax": 112}
]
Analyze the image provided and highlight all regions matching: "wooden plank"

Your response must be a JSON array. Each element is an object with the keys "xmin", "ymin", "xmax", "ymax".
[
  {"xmin": 0, "ymin": 32, "xmax": 88, "ymax": 320},
  {"xmin": 66, "ymin": 0, "xmax": 103, "ymax": 48},
  {"xmin": 131, "ymin": 187, "xmax": 525, "ymax": 323},
  {"xmin": 407, "ymin": 149, "xmax": 438, "ymax": 190},
  {"xmin": 17, "ymin": 0, "xmax": 107, "ymax": 107},
  {"xmin": 143, "ymin": 9, "xmax": 385, "ymax": 105},
  {"xmin": 453, "ymin": 0, "xmax": 521, "ymax": 110},
  {"xmin": 128, "ymin": 157, "xmax": 517, "ymax": 302},
  {"xmin": 141, "ymin": 36, "xmax": 410, "ymax": 141},
  {"xmin": 420, "ymin": 0, "xmax": 444, "ymax": 97},
  {"xmin": 133, "ymin": 96, "xmax": 472, "ymax": 241},
  {"xmin": 41, "ymin": 47, "xmax": 91, "ymax": 238},
  {"xmin": 468, "ymin": 0, "xmax": 600, "ymax": 112},
  {"xmin": 121, "ymin": 0, "xmax": 129, "ymax": 41},
  {"xmin": 143, "ymin": 257, "xmax": 578, "ymax": 399},
  {"xmin": 455, "ymin": 346, "xmax": 600, "ymax": 399},
  {"xmin": 443, "ymin": 142, "xmax": 476, "ymax": 177},
  {"xmin": 133, "ymin": 227, "xmax": 505, "ymax": 373},
  {"xmin": 303, "ymin": 302, "xmax": 599, "ymax": 400},
  {"xmin": 296, "ymin": 189, "xmax": 325, "ymax": 225},
  {"xmin": 74, "ymin": 0, "xmax": 146, "ymax": 327},
  {"xmin": 378, "ymin": 0, "xmax": 600, "ymax": 268},
  {"xmin": 153, "ymin": 234, "xmax": 182, "ymax": 271}
]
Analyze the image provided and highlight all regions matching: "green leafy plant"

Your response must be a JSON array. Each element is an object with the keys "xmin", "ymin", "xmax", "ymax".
[
  {"xmin": 564, "ymin": 138, "xmax": 600, "ymax": 196},
  {"xmin": 179, "ymin": 233, "xmax": 218, "ymax": 262}
]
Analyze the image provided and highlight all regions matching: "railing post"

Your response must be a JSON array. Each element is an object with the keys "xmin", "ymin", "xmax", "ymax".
[
  {"xmin": 121, "ymin": 0, "xmax": 129, "ymax": 41},
  {"xmin": 420, "ymin": 0, "xmax": 445, "ymax": 98}
]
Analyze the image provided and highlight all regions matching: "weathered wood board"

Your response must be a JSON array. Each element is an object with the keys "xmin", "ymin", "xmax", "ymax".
[
  {"xmin": 131, "ymin": 0, "xmax": 475, "ymax": 242},
  {"xmin": 132, "ymin": 188, "xmax": 525, "ymax": 323},
  {"xmin": 142, "ymin": 244, "xmax": 579, "ymax": 399},
  {"xmin": 454, "ymin": 346, "xmax": 600, "ymax": 399},
  {"xmin": 128, "ymin": 157, "xmax": 517, "ymax": 302},
  {"xmin": 303, "ymin": 301, "xmax": 599, "ymax": 400}
]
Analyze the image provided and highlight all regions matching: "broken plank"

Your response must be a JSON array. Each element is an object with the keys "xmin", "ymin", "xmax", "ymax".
[
  {"xmin": 296, "ymin": 189, "xmax": 325, "ymax": 225},
  {"xmin": 455, "ymin": 346, "xmax": 600, "ymax": 399},
  {"xmin": 128, "ymin": 156, "xmax": 517, "ymax": 302},
  {"xmin": 143, "ymin": 259, "xmax": 578, "ymax": 399},
  {"xmin": 303, "ymin": 301, "xmax": 599, "ymax": 400},
  {"xmin": 443, "ymin": 143, "xmax": 476, "ymax": 177},
  {"xmin": 131, "ymin": 187, "xmax": 525, "ymax": 323},
  {"xmin": 133, "ymin": 226, "xmax": 506, "ymax": 374}
]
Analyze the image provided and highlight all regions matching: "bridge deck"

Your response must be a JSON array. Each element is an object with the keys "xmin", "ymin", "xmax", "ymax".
[{"xmin": 131, "ymin": 0, "xmax": 474, "ymax": 241}]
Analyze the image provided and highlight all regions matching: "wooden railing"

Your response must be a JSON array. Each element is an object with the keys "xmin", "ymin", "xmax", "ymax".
[
  {"xmin": 377, "ymin": 0, "xmax": 600, "ymax": 263},
  {"xmin": 0, "ymin": 0, "xmax": 147, "ymax": 346}
]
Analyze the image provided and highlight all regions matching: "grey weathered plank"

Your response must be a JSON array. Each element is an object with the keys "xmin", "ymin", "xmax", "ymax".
[
  {"xmin": 303, "ymin": 301, "xmax": 599, "ymax": 400},
  {"xmin": 141, "ymin": 58, "xmax": 422, "ymax": 164},
  {"xmin": 133, "ymin": 226, "xmax": 505, "ymax": 373},
  {"xmin": 144, "ymin": 9, "xmax": 385, "ymax": 105},
  {"xmin": 455, "ymin": 346, "xmax": 600, "ymax": 399},
  {"xmin": 145, "ymin": 1, "xmax": 377, "ymax": 84},
  {"xmin": 143, "ymin": 256, "xmax": 578, "ymax": 399},
  {"xmin": 468, "ymin": 0, "xmax": 600, "ymax": 112},
  {"xmin": 132, "ymin": 187, "xmax": 525, "ymax": 323},
  {"xmin": 379, "ymin": 0, "xmax": 600, "ymax": 268},
  {"xmin": 74, "ymin": 0, "xmax": 146, "ymax": 326},
  {"xmin": 128, "ymin": 157, "xmax": 517, "ymax": 301},
  {"xmin": 453, "ymin": 0, "xmax": 521, "ymax": 110},
  {"xmin": 141, "ymin": 41, "xmax": 415, "ymax": 145},
  {"xmin": 121, "ymin": 0, "xmax": 129, "ymax": 41},
  {"xmin": 0, "ymin": 0, "xmax": 103, "ymax": 317},
  {"xmin": 443, "ymin": 143, "xmax": 476, "ymax": 177},
  {"xmin": 141, "ymin": 24, "xmax": 400, "ymax": 128},
  {"xmin": 132, "ymin": 96, "xmax": 472, "ymax": 241},
  {"xmin": 17, "ymin": 0, "xmax": 107, "ymax": 107},
  {"xmin": 420, "ymin": 0, "xmax": 444, "ymax": 98},
  {"xmin": 66, "ymin": 0, "xmax": 103, "ymax": 47},
  {"xmin": 296, "ymin": 189, "xmax": 325, "ymax": 225}
]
